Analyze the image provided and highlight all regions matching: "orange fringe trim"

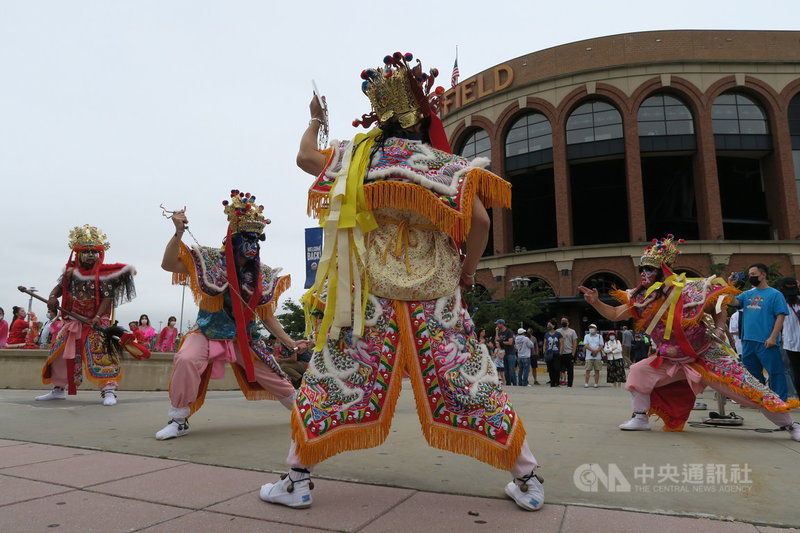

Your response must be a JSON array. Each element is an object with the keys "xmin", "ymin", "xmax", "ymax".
[
  {"xmin": 290, "ymin": 300, "xmax": 526, "ymax": 470},
  {"xmin": 307, "ymin": 167, "xmax": 511, "ymax": 243},
  {"xmin": 229, "ymin": 361, "xmax": 280, "ymax": 401},
  {"xmin": 256, "ymin": 274, "xmax": 291, "ymax": 320},
  {"xmin": 41, "ymin": 334, "xmax": 121, "ymax": 389},
  {"xmin": 172, "ymin": 242, "xmax": 224, "ymax": 312},
  {"xmin": 187, "ymin": 365, "xmax": 214, "ymax": 417},
  {"xmin": 400, "ymin": 302, "xmax": 526, "ymax": 470},
  {"xmin": 291, "ymin": 325, "xmax": 407, "ymax": 466},
  {"xmin": 647, "ymin": 406, "xmax": 686, "ymax": 432},
  {"xmin": 689, "ymin": 361, "xmax": 800, "ymax": 413}
]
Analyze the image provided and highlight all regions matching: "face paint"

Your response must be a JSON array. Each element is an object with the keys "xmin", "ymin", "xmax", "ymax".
[
  {"xmin": 640, "ymin": 267, "xmax": 658, "ymax": 288},
  {"xmin": 79, "ymin": 250, "xmax": 99, "ymax": 267},
  {"xmin": 235, "ymin": 232, "xmax": 261, "ymax": 260}
]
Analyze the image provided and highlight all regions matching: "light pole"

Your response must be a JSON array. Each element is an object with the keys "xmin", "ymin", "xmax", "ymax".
[{"xmin": 27, "ymin": 286, "xmax": 37, "ymax": 316}]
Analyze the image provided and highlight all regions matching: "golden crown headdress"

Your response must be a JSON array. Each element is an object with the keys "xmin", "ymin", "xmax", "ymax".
[
  {"xmin": 68, "ymin": 225, "xmax": 110, "ymax": 250},
  {"xmin": 640, "ymin": 234, "xmax": 683, "ymax": 269},
  {"xmin": 222, "ymin": 189, "xmax": 270, "ymax": 235},
  {"xmin": 353, "ymin": 52, "xmax": 445, "ymax": 129}
]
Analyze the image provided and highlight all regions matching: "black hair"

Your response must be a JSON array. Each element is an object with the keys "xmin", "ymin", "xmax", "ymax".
[
  {"xmin": 168, "ymin": 316, "xmax": 177, "ymax": 322},
  {"xmin": 11, "ymin": 306, "xmax": 24, "ymax": 326},
  {"xmin": 139, "ymin": 314, "xmax": 150, "ymax": 325},
  {"xmin": 366, "ymin": 116, "xmax": 432, "ymax": 164},
  {"xmin": 747, "ymin": 263, "xmax": 769, "ymax": 275}
]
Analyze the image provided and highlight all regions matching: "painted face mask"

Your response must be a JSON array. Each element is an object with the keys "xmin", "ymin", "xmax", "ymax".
[
  {"xmin": 234, "ymin": 232, "xmax": 262, "ymax": 261},
  {"xmin": 79, "ymin": 250, "xmax": 100, "ymax": 267},
  {"xmin": 640, "ymin": 266, "xmax": 658, "ymax": 288}
]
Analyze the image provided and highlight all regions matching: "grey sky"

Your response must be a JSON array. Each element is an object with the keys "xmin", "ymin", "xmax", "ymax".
[{"xmin": 1, "ymin": 0, "xmax": 797, "ymax": 332}]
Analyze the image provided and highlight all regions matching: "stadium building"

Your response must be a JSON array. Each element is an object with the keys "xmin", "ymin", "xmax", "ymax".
[{"xmin": 441, "ymin": 29, "xmax": 800, "ymax": 330}]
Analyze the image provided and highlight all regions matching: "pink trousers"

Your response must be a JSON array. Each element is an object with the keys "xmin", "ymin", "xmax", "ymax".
[{"xmin": 168, "ymin": 332, "xmax": 295, "ymax": 409}]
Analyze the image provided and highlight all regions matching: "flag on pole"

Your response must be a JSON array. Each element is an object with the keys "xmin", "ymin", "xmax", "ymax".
[{"xmin": 451, "ymin": 57, "xmax": 460, "ymax": 87}]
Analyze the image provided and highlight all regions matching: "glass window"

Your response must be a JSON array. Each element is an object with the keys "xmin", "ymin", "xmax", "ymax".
[
  {"xmin": 788, "ymin": 93, "xmax": 800, "ymax": 137},
  {"xmin": 566, "ymin": 100, "xmax": 623, "ymax": 145},
  {"xmin": 504, "ymin": 113, "xmax": 553, "ymax": 157},
  {"xmin": 712, "ymin": 92, "xmax": 769, "ymax": 135},
  {"xmin": 638, "ymin": 93, "xmax": 695, "ymax": 137},
  {"xmin": 460, "ymin": 129, "xmax": 491, "ymax": 160}
]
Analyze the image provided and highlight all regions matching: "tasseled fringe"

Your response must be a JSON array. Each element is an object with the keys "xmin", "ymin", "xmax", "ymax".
[
  {"xmin": 399, "ymin": 298, "xmax": 525, "ymax": 470},
  {"xmin": 609, "ymin": 288, "xmax": 629, "ymax": 305},
  {"xmin": 41, "ymin": 342, "xmax": 65, "ymax": 385},
  {"xmin": 230, "ymin": 362, "xmax": 279, "ymax": 401},
  {"xmin": 647, "ymin": 406, "xmax": 686, "ymax": 431},
  {"xmin": 307, "ymin": 167, "xmax": 511, "ymax": 243},
  {"xmin": 703, "ymin": 285, "xmax": 740, "ymax": 315},
  {"xmin": 689, "ymin": 362, "xmax": 800, "ymax": 413},
  {"xmin": 291, "ymin": 340, "xmax": 407, "ymax": 466},
  {"xmin": 256, "ymin": 275, "xmax": 291, "ymax": 320},
  {"xmin": 173, "ymin": 243, "xmax": 225, "ymax": 312}
]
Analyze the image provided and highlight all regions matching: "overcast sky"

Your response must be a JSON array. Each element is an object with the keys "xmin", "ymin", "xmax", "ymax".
[{"xmin": 1, "ymin": 0, "xmax": 798, "ymax": 332}]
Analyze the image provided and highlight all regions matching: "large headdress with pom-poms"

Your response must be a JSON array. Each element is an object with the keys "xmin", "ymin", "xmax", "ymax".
[
  {"xmin": 353, "ymin": 52, "xmax": 446, "ymax": 130},
  {"xmin": 68, "ymin": 225, "xmax": 110, "ymax": 251},
  {"xmin": 223, "ymin": 189, "xmax": 270, "ymax": 235},
  {"xmin": 640, "ymin": 234, "xmax": 684, "ymax": 269}
]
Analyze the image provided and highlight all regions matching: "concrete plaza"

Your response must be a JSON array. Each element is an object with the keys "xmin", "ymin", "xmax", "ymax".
[{"xmin": 1, "ymin": 374, "xmax": 799, "ymax": 532}]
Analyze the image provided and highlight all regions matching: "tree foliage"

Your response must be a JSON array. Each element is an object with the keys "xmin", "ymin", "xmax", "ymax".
[
  {"xmin": 464, "ymin": 279, "xmax": 551, "ymax": 335},
  {"xmin": 275, "ymin": 298, "xmax": 306, "ymax": 339}
]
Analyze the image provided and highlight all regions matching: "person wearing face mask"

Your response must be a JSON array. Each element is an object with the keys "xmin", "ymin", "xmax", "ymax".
[
  {"xmin": 542, "ymin": 322, "xmax": 563, "ymax": 386},
  {"xmin": 157, "ymin": 191, "xmax": 303, "ymax": 440},
  {"xmin": 558, "ymin": 318, "xmax": 578, "ymax": 387},
  {"xmin": 138, "ymin": 314, "xmax": 156, "ymax": 348},
  {"xmin": 579, "ymin": 235, "xmax": 799, "ymax": 440},
  {"xmin": 38, "ymin": 225, "xmax": 137, "ymax": 406},
  {"xmin": 38, "ymin": 310, "xmax": 60, "ymax": 348},
  {"xmin": 156, "ymin": 316, "xmax": 179, "ymax": 352},
  {"xmin": 582, "ymin": 324, "xmax": 603, "ymax": 388},
  {"xmin": 604, "ymin": 332, "xmax": 625, "ymax": 388},
  {"xmin": 6, "ymin": 306, "xmax": 29, "ymax": 346},
  {"xmin": 727, "ymin": 264, "xmax": 791, "ymax": 401}
]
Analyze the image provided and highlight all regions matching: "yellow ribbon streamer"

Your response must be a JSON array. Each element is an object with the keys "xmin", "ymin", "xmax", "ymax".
[
  {"xmin": 302, "ymin": 129, "xmax": 380, "ymax": 351},
  {"xmin": 643, "ymin": 273, "xmax": 687, "ymax": 340}
]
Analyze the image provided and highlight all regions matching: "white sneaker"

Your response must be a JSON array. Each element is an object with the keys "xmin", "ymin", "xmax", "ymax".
[
  {"xmin": 693, "ymin": 402, "xmax": 707, "ymax": 410},
  {"xmin": 260, "ymin": 470, "xmax": 313, "ymax": 508},
  {"xmin": 155, "ymin": 419, "xmax": 189, "ymax": 440},
  {"xmin": 35, "ymin": 387, "xmax": 66, "ymax": 401},
  {"xmin": 101, "ymin": 390, "xmax": 117, "ymax": 406},
  {"xmin": 787, "ymin": 422, "xmax": 800, "ymax": 442},
  {"xmin": 583, "ymin": 384, "xmax": 589, "ymax": 388},
  {"xmin": 593, "ymin": 384, "xmax": 598, "ymax": 388},
  {"xmin": 619, "ymin": 413, "xmax": 651, "ymax": 431},
  {"xmin": 505, "ymin": 471, "xmax": 544, "ymax": 511}
]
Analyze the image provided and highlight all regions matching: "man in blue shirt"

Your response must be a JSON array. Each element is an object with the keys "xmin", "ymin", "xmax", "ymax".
[{"xmin": 730, "ymin": 263, "xmax": 790, "ymax": 400}]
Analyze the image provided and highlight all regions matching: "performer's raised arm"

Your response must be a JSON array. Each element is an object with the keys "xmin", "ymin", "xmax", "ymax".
[
  {"xmin": 161, "ymin": 210, "xmax": 189, "ymax": 275},
  {"xmin": 578, "ymin": 285, "xmax": 632, "ymax": 322},
  {"xmin": 296, "ymin": 95, "xmax": 327, "ymax": 176},
  {"xmin": 460, "ymin": 197, "xmax": 490, "ymax": 289}
]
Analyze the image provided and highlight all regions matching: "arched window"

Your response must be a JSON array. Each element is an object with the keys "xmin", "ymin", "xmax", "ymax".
[
  {"xmin": 712, "ymin": 93, "xmax": 768, "ymax": 134},
  {"xmin": 580, "ymin": 272, "xmax": 628, "ymax": 295},
  {"xmin": 789, "ymin": 93, "xmax": 800, "ymax": 206},
  {"xmin": 459, "ymin": 129, "xmax": 491, "ymax": 160},
  {"xmin": 638, "ymin": 94, "xmax": 694, "ymax": 136},
  {"xmin": 566, "ymin": 100, "xmax": 623, "ymax": 145},
  {"xmin": 505, "ymin": 113, "xmax": 552, "ymax": 157}
]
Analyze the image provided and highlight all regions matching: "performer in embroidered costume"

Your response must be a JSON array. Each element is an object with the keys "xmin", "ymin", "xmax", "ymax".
[
  {"xmin": 156, "ymin": 191, "xmax": 302, "ymax": 440},
  {"xmin": 260, "ymin": 52, "xmax": 543, "ymax": 512},
  {"xmin": 579, "ymin": 235, "xmax": 800, "ymax": 439},
  {"xmin": 38, "ymin": 225, "xmax": 136, "ymax": 406}
]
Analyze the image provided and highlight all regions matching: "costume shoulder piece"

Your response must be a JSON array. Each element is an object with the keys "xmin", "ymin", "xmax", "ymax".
[
  {"xmin": 307, "ymin": 138, "xmax": 511, "ymax": 242},
  {"xmin": 172, "ymin": 242, "xmax": 290, "ymax": 314},
  {"xmin": 255, "ymin": 264, "xmax": 291, "ymax": 320},
  {"xmin": 64, "ymin": 263, "xmax": 136, "ymax": 306}
]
